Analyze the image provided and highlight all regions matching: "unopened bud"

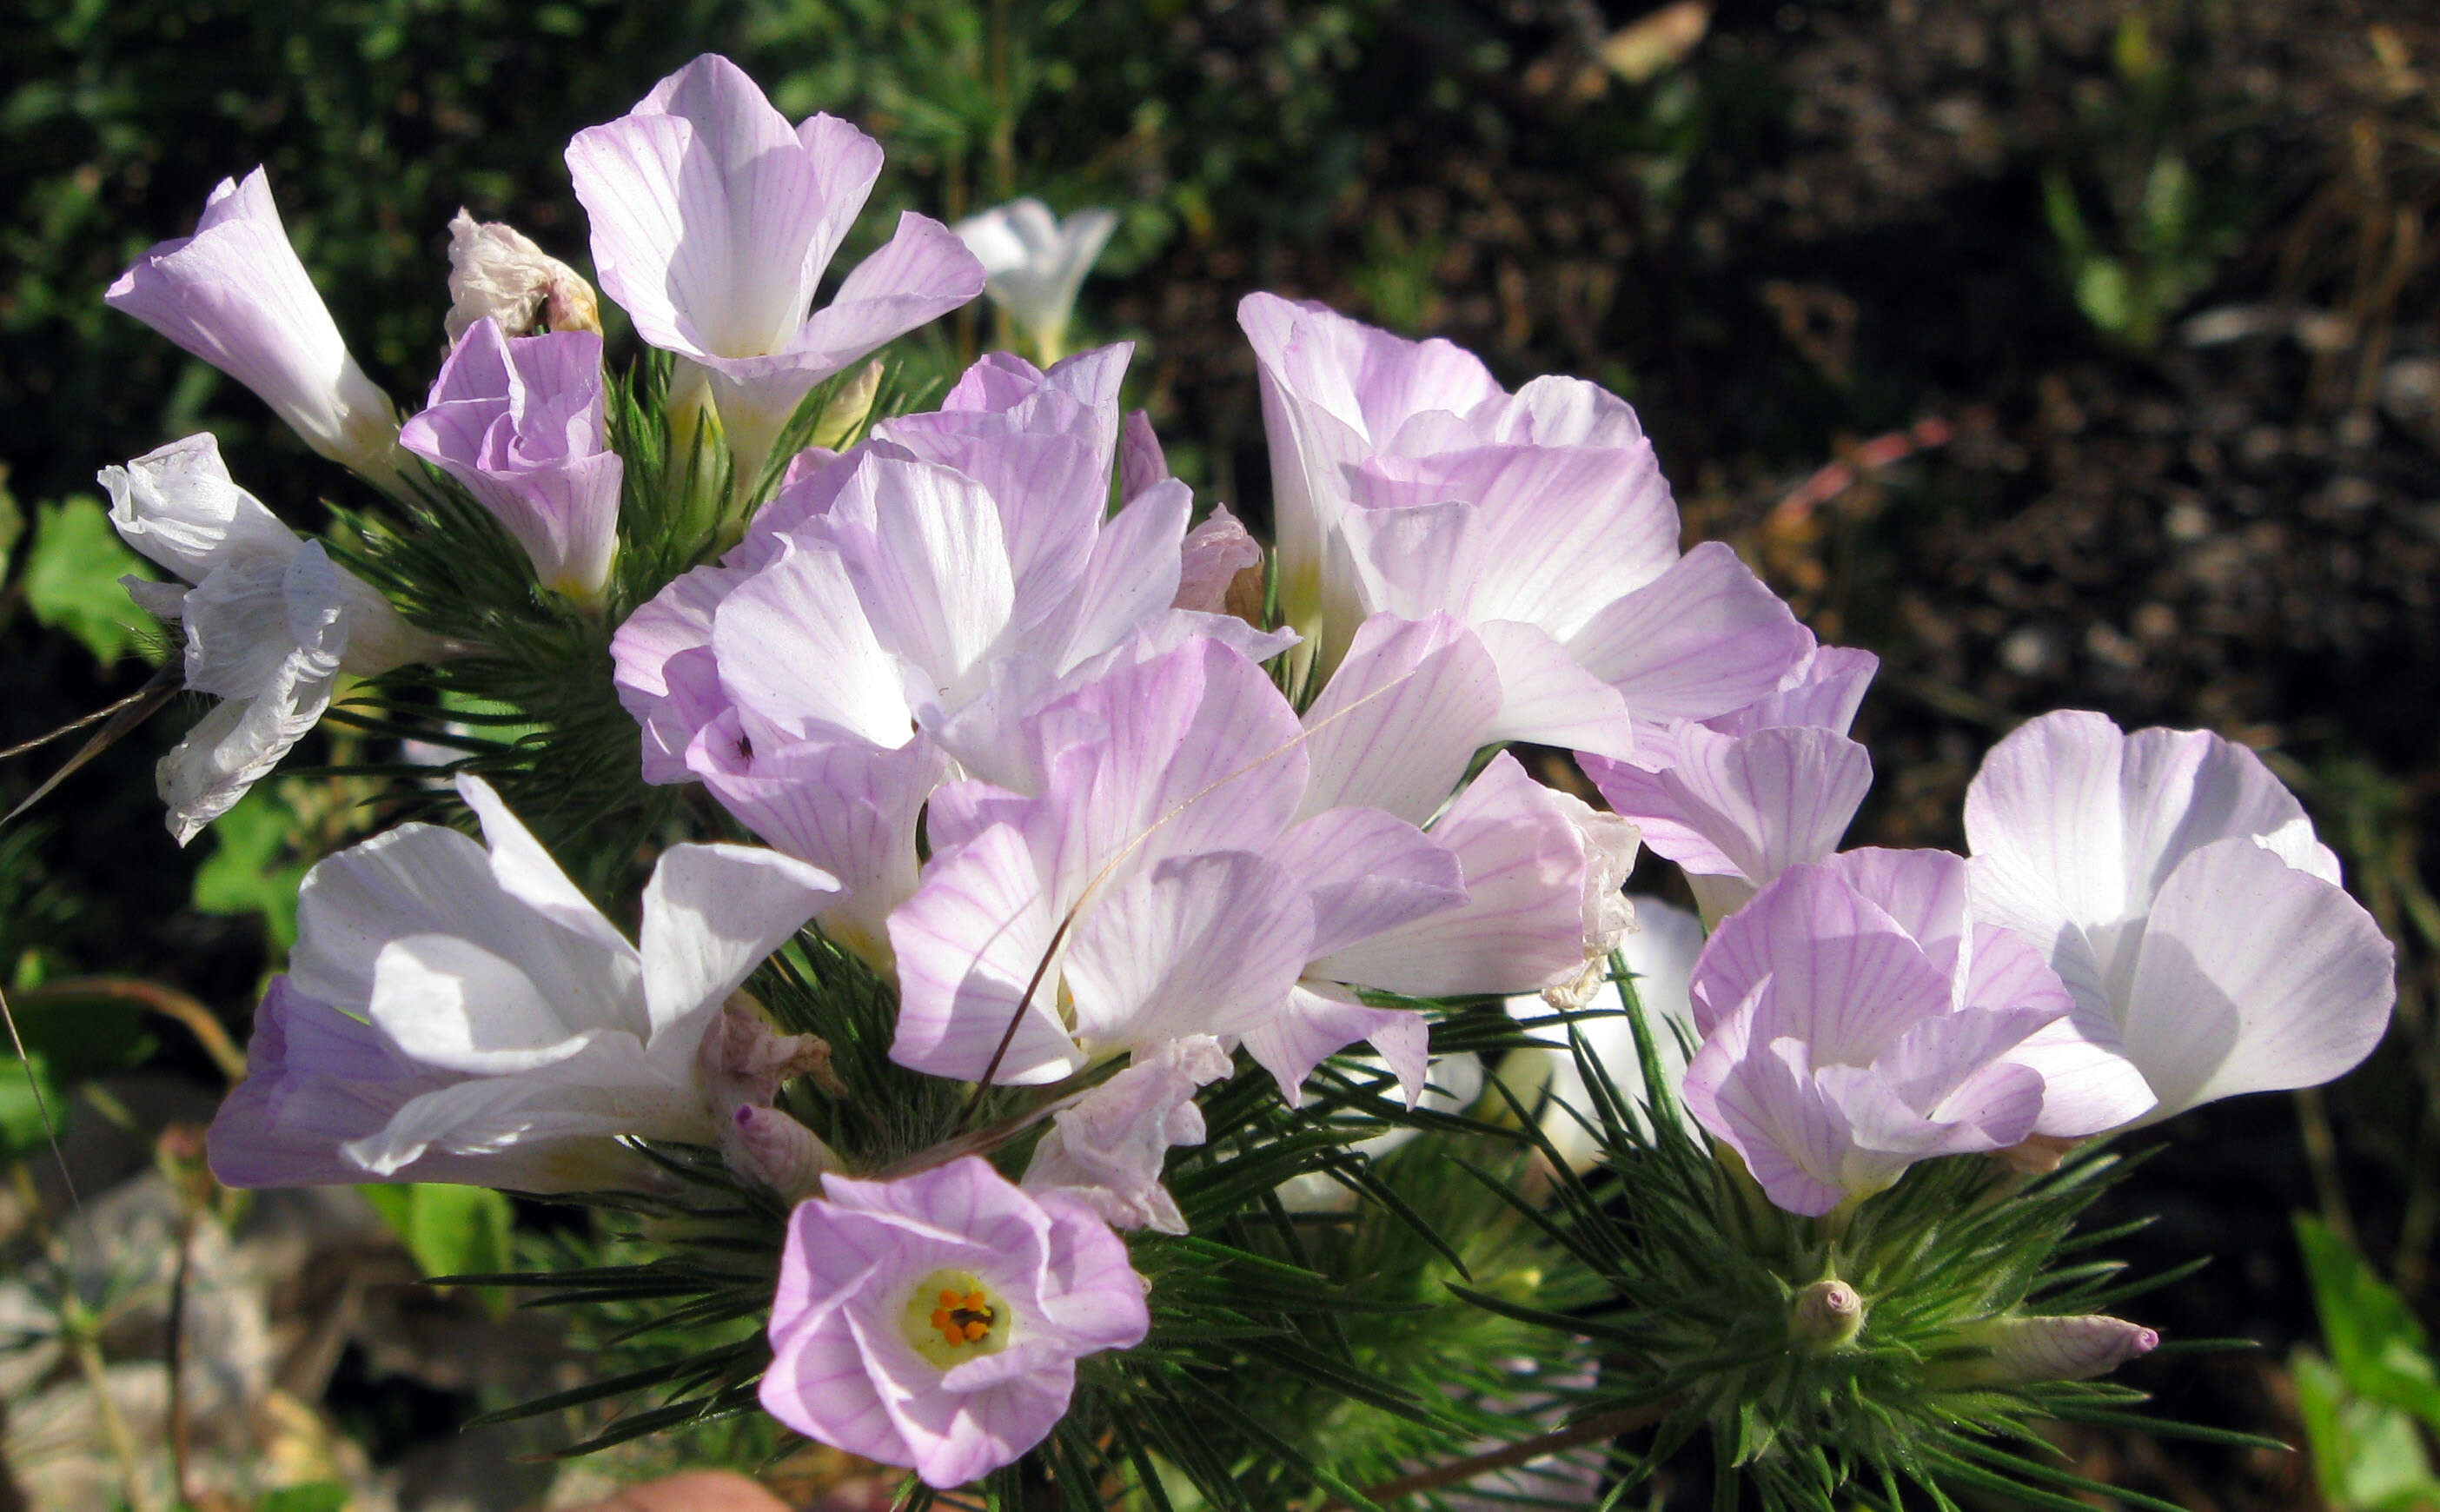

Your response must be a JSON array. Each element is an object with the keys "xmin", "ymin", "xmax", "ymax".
[
  {"xmin": 810, "ymin": 360, "xmax": 885, "ymax": 451},
  {"xmin": 722, "ymin": 1105, "xmax": 839, "ymax": 1204},
  {"xmin": 1175, "ymin": 505, "xmax": 1264, "ymax": 625},
  {"xmin": 1938, "ymin": 1313, "xmax": 2159, "ymax": 1387},
  {"xmin": 1790, "ymin": 1279, "xmax": 1865, "ymax": 1347},
  {"xmin": 445, "ymin": 210, "xmax": 601, "ymax": 342}
]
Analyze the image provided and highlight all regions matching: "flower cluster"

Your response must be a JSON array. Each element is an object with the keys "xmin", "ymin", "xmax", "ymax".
[{"xmin": 74, "ymin": 50, "xmax": 2397, "ymax": 1504}]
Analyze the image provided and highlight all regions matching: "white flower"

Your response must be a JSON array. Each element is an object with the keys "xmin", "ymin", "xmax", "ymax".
[
  {"xmin": 1965, "ymin": 710, "xmax": 2396, "ymax": 1126},
  {"xmin": 284, "ymin": 775, "xmax": 839, "ymax": 1177},
  {"xmin": 954, "ymin": 198, "xmax": 1121, "ymax": 364},
  {"xmin": 101, "ymin": 434, "xmax": 445, "ymax": 844}
]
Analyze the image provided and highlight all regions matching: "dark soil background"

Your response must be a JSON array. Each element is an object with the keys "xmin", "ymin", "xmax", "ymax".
[{"xmin": 1, "ymin": 1, "xmax": 2435, "ymax": 1507}]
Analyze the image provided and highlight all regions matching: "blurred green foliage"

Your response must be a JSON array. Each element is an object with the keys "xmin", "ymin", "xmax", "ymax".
[{"xmin": 2297, "ymin": 1215, "xmax": 2440, "ymax": 1511}]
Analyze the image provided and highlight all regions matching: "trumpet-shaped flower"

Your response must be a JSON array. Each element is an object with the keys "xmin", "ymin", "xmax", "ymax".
[
  {"xmin": 442, "ymin": 209, "xmax": 600, "ymax": 341},
  {"xmin": 103, "ymin": 434, "xmax": 443, "ymax": 843},
  {"xmin": 401, "ymin": 319, "xmax": 624, "ymax": 600},
  {"xmin": 1238, "ymin": 295, "xmax": 1808, "ymax": 726},
  {"xmin": 566, "ymin": 54, "xmax": 983, "ymax": 474},
  {"xmin": 760, "ymin": 1157, "xmax": 1148, "ymax": 1489},
  {"xmin": 1582, "ymin": 644, "xmax": 1880, "ymax": 921},
  {"xmin": 107, "ymin": 169, "xmax": 408, "ymax": 486},
  {"xmin": 210, "ymin": 774, "xmax": 837, "ymax": 1182},
  {"xmin": 953, "ymin": 198, "xmax": 1120, "ymax": 363},
  {"xmin": 206, "ymin": 976, "xmax": 657, "ymax": 1194},
  {"xmin": 1964, "ymin": 710, "xmax": 2395, "ymax": 1124},
  {"xmin": 611, "ymin": 348, "xmax": 1283, "ymax": 962},
  {"xmin": 1023, "ymin": 1034, "xmax": 1232, "ymax": 1233},
  {"xmin": 1682, "ymin": 852, "xmax": 2093, "ymax": 1215}
]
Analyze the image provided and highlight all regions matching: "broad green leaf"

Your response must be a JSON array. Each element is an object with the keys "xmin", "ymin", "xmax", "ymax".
[
  {"xmin": 0, "ymin": 1051, "xmax": 59, "ymax": 1158},
  {"xmin": 361, "ymin": 1184, "xmax": 515, "ymax": 1319},
  {"xmin": 2297, "ymin": 1214, "xmax": 2440, "ymax": 1434},
  {"xmin": 193, "ymin": 787, "xmax": 307, "ymax": 950},
  {"xmin": 2295, "ymin": 1350, "xmax": 2440, "ymax": 1511},
  {"xmin": 21, "ymin": 495, "xmax": 160, "ymax": 668}
]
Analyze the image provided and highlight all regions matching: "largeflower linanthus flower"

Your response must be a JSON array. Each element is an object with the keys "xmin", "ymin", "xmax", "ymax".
[
  {"xmin": 108, "ymin": 169, "xmax": 408, "ymax": 487},
  {"xmin": 760, "ymin": 1157, "xmax": 1148, "ymax": 1488},
  {"xmin": 103, "ymin": 434, "xmax": 442, "ymax": 843},
  {"xmin": 1238, "ymin": 295, "xmax": 1808, "ymax": 719},
  {"xmin": 567, "ymin": 53, "xmax": 983, "ymax": 476},
  {"xmin": 206, "ymin": 774, "xmax": 838, "ymax": 1184},
  {"xmin": 1964, "ymin": 710, "xmax": 2395, "ymax": 1125},
  {"xmin": 1682, "ymin": 852, "xmax": 2093, "ymax": 1215},
  {"xmin": 401, "ymin": 318, "xmax": 625, "ymax": 600},
  {"xmin": 953, "ymin": 198, "xmax": 1121, "ymax": 364}
]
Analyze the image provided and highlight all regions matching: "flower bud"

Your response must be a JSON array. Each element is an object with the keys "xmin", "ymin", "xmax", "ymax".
[
  {"xmin": 445, "ymin": 210, "xmax": 602, "ymax": 342},
  {"xmin": 723, "ymin": 1104, "xmax": 839, "ymax": 1204},
  {"xmin": 1790, "ymin": 1279, "xmax": 1865, "ymax": 1348},
  {"xmin": 811, "ymin": 360, "xmax": 885, "ymax": 451},
  {"xmin": 1937, "ymin": 1314, "xmax": 2159, "ymax": 1387}
]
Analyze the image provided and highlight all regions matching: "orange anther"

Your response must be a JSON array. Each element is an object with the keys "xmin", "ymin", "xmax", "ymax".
[
  {"xmin": 965, "ymin": 1320, "xmax": 991, "ymax": 1342},
  {"xmin": 939, "ymin": 1289, "xmax": 961, "ymax": 1308},
  {"xmin": 931, "ymin": 1309, "xmax": 951, "ymax": 1330},
  {"xmin": 965, "ymin": 1290, "xmax": 987, "ymax": 1310}
]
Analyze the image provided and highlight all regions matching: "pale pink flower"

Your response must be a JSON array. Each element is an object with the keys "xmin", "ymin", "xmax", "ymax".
[
  {"xmin": 107, "ymin": 169, "xmax": 408, "ymax": 486},
  {"xmin": 567, "ymin": 54, "xmax": 982, "ymax": 475},
  {"xmin": 760, "ymin": 1157, "xmax": 1147, "ymax": 1488}
]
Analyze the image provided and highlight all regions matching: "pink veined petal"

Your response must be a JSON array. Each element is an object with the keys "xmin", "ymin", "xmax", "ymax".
[
  {"xmin": 691, "ymin": 732, "xmax": 950, "ymax": 966},
  {"xmin": 1059, "ymin": 851, "xmax": 1315, "ymax": 1051},
  {"xmin": 1563, "ymin": 541, "xmax": 1812, "ymax": 721},
  {"xmin": 637, "ymin": 841, "xmax": 838, "ymax": 1038},
  {"xmin": 1316, "ymin": 753, "xmax": 1594, "ymax": 997},
  {"xmin": 1689, "ymin": 864, "xmax": 1953, "ymax": 1060},
  {"xmin": 1040, "ymin": 479, "xmax": 1190, "ymax": 668},
  {"xmin": 1173, "ymin": 503, "xmax": 1258, "ymax": 613},
  {"xmin": 1471, "ymin": 375, "xmax": 1648, "ymax": 448},
  {"xmin": 1296, "ymin": 613, "xmax": 1502, "ymax": 824},
  {"xmin": 2115, "ymin": 724, "xmax": 2320, "ymax": 902},
  {"xmin": 1711, "ymin": 643, "xmax": 1879, "ymax": 737},
  {"xmin": 711, "ymin": 540, "xmax": 916, "ymax": 747},
  {"xmin": 1871, "ymin": 1005, "xmax": 2064, "ymax": 1126},
  {"xmin": 888, "ymin": 823, "xmax": 1082, "ymax": 1085},
  {"xmin": 339, "ymin": 1043, "xmax": 674, "ymax": 1174},
  {"xmin": 612, "ymin": 561, "xmax": 746, "ymax": 782},
  {"xmin": 102, "ymin": 433, "xmax": 301, "ymax": 584},
  {"xmin": 2002, "ymin": 1013, "xmax": 2158, "ymax": 1137},
  {"xmin": 786, "ymin": 210, "xmax": 987, "ymax": 375},
  {"xmin": 1121, "ymin": 409, "xmax": 1171, "ymax": 505},
  {"xmin": 1961, "ymin": 710, "xmax": 2137, "ymax": 938},
  {"xmin": 815, "ymin": 454, "xmax": 1018, "ymax": 709},
  {"xmin": 1473, "ymin": 620, "xmax": 1640, "ymax": 760},
  {"xmin": 1242, "ymin": 983, "xmax": 1431, "ymax": 1108},
  {"xmin": 1818, "ymin": 847, "xmax": 1970, "ymax": 985},
  {"xmin": 1336, "ymin": 497, "xmax": 1480, "ymax": 624},
  {"xmin": 454, "ymin": 774, "xmax": 637, "ymax": 959},
  {"xmin": 1692, "ymin": 1022, "xmax": 1853, "ymax": 1217},
  {"xmin": 1349, "ymin": 443, "xmax": 1679, "ymax": 635},
  {"xmin": 1265, "ymin": 806, "xmax": 1467, "ymax": 959},
  {"xmin": 1584, "ymin": 724, "xmax": 1871, "ymax": 889},
  {"xmin": 761, "ymin": 1290, "xmax": 913, "ymax": 1468},
  {"xmin": 2120, "ymin": 837, "xmax": 2396, "ymax": 1119}
]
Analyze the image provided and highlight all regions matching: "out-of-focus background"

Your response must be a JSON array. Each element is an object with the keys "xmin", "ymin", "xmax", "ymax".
[{"xmin": 0, "ymin": 2, "xmax": 2435, "ymax": 1508}]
